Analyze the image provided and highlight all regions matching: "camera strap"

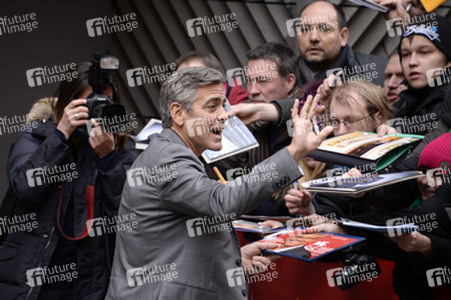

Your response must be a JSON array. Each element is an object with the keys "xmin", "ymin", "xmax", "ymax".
[{"xmin": 57, "ymin": 183, "xmax": 95, "ymax": 240}]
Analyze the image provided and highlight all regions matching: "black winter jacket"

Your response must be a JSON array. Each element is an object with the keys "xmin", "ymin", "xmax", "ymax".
[
  {"xmin": 393, "ymin": 81, "xmax": 451, "ymax": 136},
  {"xmin": 295, "ymin": 45, "xmax": 387, "ymax": 87},
  {"xmin": 0, "ymin": 120, "xmax": 137, "ymax": 300}
]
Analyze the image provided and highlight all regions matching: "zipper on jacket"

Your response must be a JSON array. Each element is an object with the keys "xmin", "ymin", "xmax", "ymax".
[{"xmin": 26, "ymin": 226, "xmax": 55, "ymax": 300}]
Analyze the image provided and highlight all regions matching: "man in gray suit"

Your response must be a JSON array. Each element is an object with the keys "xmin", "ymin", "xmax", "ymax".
[{"xmin": 106, "ymin": 67, "xmax": 333, "ymax": 299}]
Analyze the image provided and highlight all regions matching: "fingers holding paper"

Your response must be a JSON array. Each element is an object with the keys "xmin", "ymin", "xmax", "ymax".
[{"xmin": 241, "ymin": 241, "xmax": 280, "ymax": 276}]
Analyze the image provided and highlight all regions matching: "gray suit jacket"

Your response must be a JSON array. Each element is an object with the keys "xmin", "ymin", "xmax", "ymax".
[{"xmin": 106, "ymin": 128, "xmax": 301, "ymax": 300}]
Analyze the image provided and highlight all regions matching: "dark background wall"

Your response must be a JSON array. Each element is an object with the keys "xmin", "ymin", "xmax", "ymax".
[
  {"xmin": 0, "ymin": 0, "xmax": 112, "ymax": 198},
  {"xmin": 1, "ymin": 0, "xmax": 450, "ymax": 201}
]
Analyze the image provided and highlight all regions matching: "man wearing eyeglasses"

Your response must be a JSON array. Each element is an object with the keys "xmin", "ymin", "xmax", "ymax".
[
  {"xmin": 327, "ymin": 81, "xmax": 392, "ymax": 136},
  {"xmin": 283, "ymin": 80, "xmax": 394, "ymax": 217},
  {"xmin": 294, "ymin": 1, "xmax": 387, "ymax": 87}
]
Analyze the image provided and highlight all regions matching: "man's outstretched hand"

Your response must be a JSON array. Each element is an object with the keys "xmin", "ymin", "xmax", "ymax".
[{"xmin": 287, "ymin": 95, "xmax": 334, "ymax": 162}]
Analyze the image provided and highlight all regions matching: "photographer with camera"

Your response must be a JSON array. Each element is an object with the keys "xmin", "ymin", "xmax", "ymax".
[{"xmin": 0, "ymin": 56, "xmax": 137, "ymax": 300}]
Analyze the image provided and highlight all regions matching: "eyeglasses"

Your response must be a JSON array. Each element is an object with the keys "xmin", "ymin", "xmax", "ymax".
[
  {"xmin": 298, "ymin": 24, "xmax": 335, "ymax": 35},
  {"xmin": 330, "ymin": 112, "xmax": 375, "ymax": 129}
]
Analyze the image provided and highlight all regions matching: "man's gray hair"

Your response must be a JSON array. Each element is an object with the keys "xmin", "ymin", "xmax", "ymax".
[{"xmin": 160, "ymin": 67, "xmax": 225, "ymax": 128}]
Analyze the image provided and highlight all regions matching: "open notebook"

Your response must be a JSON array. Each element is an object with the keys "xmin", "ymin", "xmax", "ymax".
[
  {"xmin": 308, "ymin": 131, "xmax": 423, "ymax": 172},
  {"xmin": 202, "ymin": 116, "xmax": 258, "ymax": 163}
]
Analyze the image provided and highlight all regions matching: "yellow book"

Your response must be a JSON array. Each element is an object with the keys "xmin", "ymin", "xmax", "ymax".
[{"xmin": 420, "ymin": 0, "xmax": 446, "ymax": 12}]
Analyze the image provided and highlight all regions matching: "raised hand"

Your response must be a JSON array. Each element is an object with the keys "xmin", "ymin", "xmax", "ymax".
[
  {"xmin": 56, "ymin": 99, "xmax": 89, "ymax": 139},
  {"xmin": 287, "ymin": 95, "xmax": 334, "ymax": 162}
]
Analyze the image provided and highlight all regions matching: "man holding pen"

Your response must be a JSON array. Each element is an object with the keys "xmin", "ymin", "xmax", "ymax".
[{"xmin": 106, "ymin": 67, "xmax": 333, "ymax": 299}]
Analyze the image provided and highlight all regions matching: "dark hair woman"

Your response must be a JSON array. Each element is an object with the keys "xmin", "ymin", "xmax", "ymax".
[{"xmin": 0, "ymin": 62, "xmax": 137, "ymax": 300}]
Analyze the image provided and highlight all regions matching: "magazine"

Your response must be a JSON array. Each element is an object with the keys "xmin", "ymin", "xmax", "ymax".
[
  {"xmin": 300, "ymin": 171, "xmax": 424, "ymax": 195},
  {"xmin": 259, "ymin": 228, "xmax": 365, "ymax": 262},
  {"xmin": 308, "ymin": 131, "xmax": 423, "ymax": 171},
  {"xmin": 239, "ymin": 215, "xmax": 294, "ymax": 223}
]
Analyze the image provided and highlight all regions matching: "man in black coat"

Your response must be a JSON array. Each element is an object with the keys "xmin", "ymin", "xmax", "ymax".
[{"xmin": 293, "ymin": 1, "xmax": 387, "ymax": 87}]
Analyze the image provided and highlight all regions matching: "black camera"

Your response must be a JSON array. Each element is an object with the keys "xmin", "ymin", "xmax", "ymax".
[
  {"xmin": 333, "ymin": 254, "xmax": 381, "ymax": 290},
  {"xmin": 75, "ymin": 53, "xmax": 128, "ymax": 136}
]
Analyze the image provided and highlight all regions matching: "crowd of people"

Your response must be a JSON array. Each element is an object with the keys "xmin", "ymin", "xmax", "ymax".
[{"xmin": 0, "ymin": 0, "xmax": 450, "ymax": 299}]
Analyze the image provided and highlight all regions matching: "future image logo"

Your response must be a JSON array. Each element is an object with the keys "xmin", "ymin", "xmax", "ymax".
[
  {"xmin": 186, "ymin": 217, "xmax": 205, "ymax": 237},
  {"xmin": 226, "ymin": 68, "xmax": 246, "ymax": 87},
  {"xmin": 126, "ymin": 267, "xmax": 145, "ymax": 287},
  {"xmin": 0, "ymin": 13, "xmax": 38, "ymax": 36},
  {"xmin": 186, "ymin": 214, "xmax": 235, "ymax": 237},
  {"xmin": 26, "ymin": 268, "xmax": 45, "ymax": 287},
  {"xmin": 386, "ymin": 14, "xmax": 437, "ymax": 38},
  {"xmin": 426, "ymin": 267, "xmax": 451, "ymax": 287},
  {"xmin": 226, "ymin": 62, "xmax": 278, "ymax": 87},
  {"xmin": 326, "ymin": 267, "xmax": 343, "ymax": 287},
  {"xmin": 86, "ymin": 113, "xmax": 138, "ymax": 137},
  {"xmin": 286, "ymin": 13, "xmax": 337, "ymax": 37},
  {"xmin": 427, "ymin": 67, "xmax": 451, "ymax": 87},
  {"xmin": 86, "ymin": 214, "xmax": 138, "ymax": 237},
  {"xmin": 386, "ymin": 113, "xmax": 438, "ymax": 134},
  {"xmin": 326, "ymin": 63, "xmax": 378, "ymax": 87},
  {"xmin": 226, "ymin": 267, "xmax": 245, "ymax": 287},
  {"xmin": 127, "ymin": 165, "xmax": 178, "ymax": 188},
  {"xmin": 186, "ymin": 117, "xmax": 209, "ymax": 137},
  {"xmin": 0, "ymin": 213, "xmax": 38, "ymax": 236},
  {"xmin": 386, "ymin": 217, "xmax": 408, "ymax": 237},
  {"xmin": 326, "ymin": 68, "xmax": 345, "ymax": 87},
  {"xmin": 186, "ymin": 18, "xmax": 204, "ymax": 37},
  {"xmin": 127, "ymin": 168, "xmax": 145, "ymax": 187},
  {"xmin": 26, "ymin": 63, "xmax": 78, "ymax": 87},
  {"xmin": 286, "ymin": 18, "xmax": 304, "ymax": 37},
  {"xmin": 426, "ymin": 164, "xmax": 451, "ymax": 187},
  {"xmin": 25, "ymin": 163, "xmax": 78, "ymax": 187},
  {"xmin": 86, "ymin": 13, "xmax": 138, "ymax": 37},
  {"xmin": 126, "ymin": 263, "xmax": 178, "ymax": 287},
  {"xmin": 386, "ymin": 214, "xmax": 436, "ymax": 237},
  {"xmin": 226, "ymin": 167, "xmax": 251, "ymax": 186},
  {"xmin": 386, "ymin": 18, "xmax": 406, "ymax": 37},
  {"xmin": 325, "ymin": 168, "xmax": 344, "ymax": 187},
  {"xmin": 326, "ymin": 263, "xmax": 379, "ymax": 288},
  {"xmin": 226, "ymin": 163, "xmax": 278, "ymax": 187},
  {"xmin": 126, "ymin": 64, "xmax": 177, "ymax": 87},
  {"xmin": 0, "ymin": 113, "xmax": 38, "ymax": 136},
  {"xmin": 186, "ymin": 116, "xmax": 226, "ymax": 138},
  {"xmin": 186, "ymin": 13, "xmax": 238, "ymax": 37},
  {"xmin": 26, "ymin": 264, "xmax": 78, "ymax": 287}
]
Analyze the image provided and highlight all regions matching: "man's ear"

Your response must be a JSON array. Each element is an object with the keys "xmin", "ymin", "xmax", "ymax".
[
  {"xmin": 285, "ymin": 73, "xmax": 297, "ymax": 94},
  {"xmin": 339, "ymin": 27, "xmax": 349, "ymax": 47},
  {"xmin": 170, "ymin": 102, "xmax": 187, "ymax": 127},
  {"xmin": 374, "ymin": 111, "xmax": 385, "ymax": 127}
]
